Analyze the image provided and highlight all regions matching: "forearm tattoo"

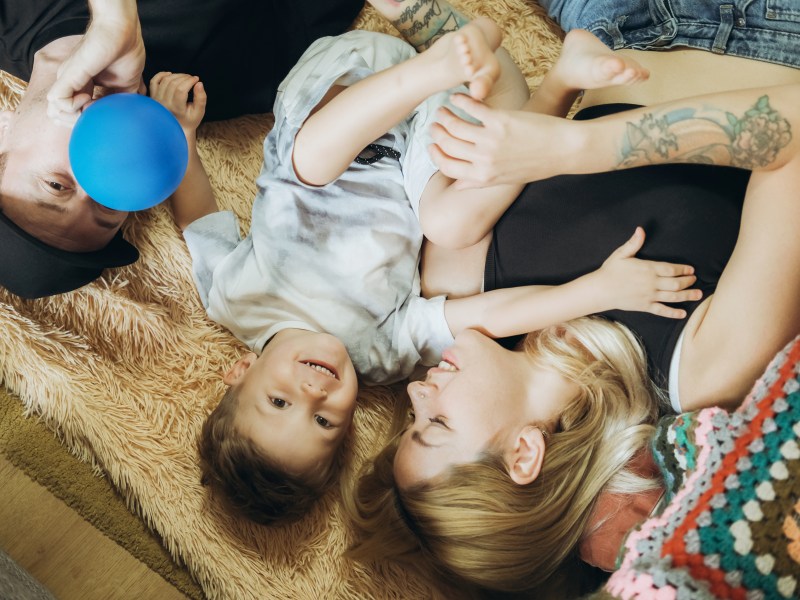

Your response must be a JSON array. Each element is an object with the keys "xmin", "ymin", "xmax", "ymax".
[
  {"xmin": 617, "ymin": 95, "xmax": 792, "ymax": 170},
  {"xmin": 390, "ymin": 0, "xmax": 469, "ymax": 50}
]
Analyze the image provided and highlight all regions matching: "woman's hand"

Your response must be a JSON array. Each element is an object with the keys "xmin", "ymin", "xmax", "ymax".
[
  {"xmin": 596, "ymin": 227, "xmax": 702, "ymax": 318},
  {"xmin": 428, "ymin": 94, "xmax": 582, "ymax": 187},
  {"xmin": 149, "ymin": 72, "xmax": 207, "ymax": 141}
]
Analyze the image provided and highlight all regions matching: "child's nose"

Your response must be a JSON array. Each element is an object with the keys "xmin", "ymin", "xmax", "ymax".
[{"xmin": 301, "ymin": 381, "xmax": 328, "ymax": 401}]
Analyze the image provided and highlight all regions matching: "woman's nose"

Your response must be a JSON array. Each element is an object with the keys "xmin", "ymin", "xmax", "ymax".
[{"xmin": 407, "ymin": 381, "xmax": 432, "ymax": 409}]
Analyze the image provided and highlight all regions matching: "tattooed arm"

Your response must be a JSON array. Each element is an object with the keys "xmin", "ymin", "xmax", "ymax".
[
  {"xmin": 366, "ymin": 0, "xmax": 469, "ymax": 50},
  {"xmin": 429, "ymin": 84, "xmax": 799, "ymax": 185}
]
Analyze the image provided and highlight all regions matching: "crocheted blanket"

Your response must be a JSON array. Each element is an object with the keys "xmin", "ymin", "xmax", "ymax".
[{"xmin": 597, "ymin": 334, "xmax": 800, "ymax": 599}]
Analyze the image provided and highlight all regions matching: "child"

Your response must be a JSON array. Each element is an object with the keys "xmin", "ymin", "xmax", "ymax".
[{"xmin": 151, "ymin": 19, "xmax": 696, "ymax": 525}]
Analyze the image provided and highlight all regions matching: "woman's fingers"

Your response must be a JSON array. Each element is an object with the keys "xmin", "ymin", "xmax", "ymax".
[
  {"xmin": 429, "ymin": 143, "xmax": 474, "ymax": 181},
  {"xmin": 449, "ymin": 93, "xmax": 495, "ymax": 123},
  {"xmin": 435, "ymin": 105, "xmax": 482, "ymax": 143}
]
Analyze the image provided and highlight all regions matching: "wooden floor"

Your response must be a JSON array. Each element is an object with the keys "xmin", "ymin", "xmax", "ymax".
[{"xmin": 0, "ymin": 456, "xmax": 186, "ymax": 600}]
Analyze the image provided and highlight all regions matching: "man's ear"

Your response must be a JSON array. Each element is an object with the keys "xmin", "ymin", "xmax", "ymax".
[
  {"xmin": 223, "ymin": 352, "xmax": 257, "ymax": 386},
  {"xmin": 507, "ymin": 425, "xmax": 547, "ymax": 485}
]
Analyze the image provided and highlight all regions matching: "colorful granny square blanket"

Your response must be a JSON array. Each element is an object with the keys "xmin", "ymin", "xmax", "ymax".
[{"xmin": 600, "ymin": 334, "xmax": 800, "ymax": 599}]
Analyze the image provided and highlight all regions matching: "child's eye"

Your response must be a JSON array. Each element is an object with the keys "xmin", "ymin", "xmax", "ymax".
[
  {"xmin": 270, "ymin": 397, "xmax": 287, "ymax": 408},
  {"xmin": 315, "ymin": 415, "xmax": 332, "ymax": 429}
]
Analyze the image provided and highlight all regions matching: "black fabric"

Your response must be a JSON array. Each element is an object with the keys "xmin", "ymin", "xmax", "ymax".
[
  {"xmin": 0, "ymin": 0, "xmax": 365, "ymax": 121},
  {"xmin": 485, "ymin": 103, "xmax": 749, "ymax": 390},
  {"xmin": 0, "ymin": 0, "xmax": 363, "ymax": 298},
  {"xmin": 0, "ymin": 212, "xmax": 138, "ymax": 299}
]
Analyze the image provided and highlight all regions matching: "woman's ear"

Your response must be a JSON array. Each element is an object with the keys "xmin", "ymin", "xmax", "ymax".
[
  {"xmin": 223, "ymin": 352, "xmax": 257, "ymax": 386},
  {"xmin": 507, "ymin": 425, "xmax": 547, "ymax": 485}
]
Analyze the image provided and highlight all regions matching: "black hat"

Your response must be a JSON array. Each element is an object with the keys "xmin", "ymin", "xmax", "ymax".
[{"xmin": 0, "ymin": 211, "xmax": 139, "ymax": 299}]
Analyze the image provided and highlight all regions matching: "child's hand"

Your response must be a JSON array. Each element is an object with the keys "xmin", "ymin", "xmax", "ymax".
[
  {"xmin": 149, "ymin": 72, "xmax": 206, "ymax": 138},
  {"xmin": 597, "ymin": 227, "xmax": 702, "ymax": 318}
]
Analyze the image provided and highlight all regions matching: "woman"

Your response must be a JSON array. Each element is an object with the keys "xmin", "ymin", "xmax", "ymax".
[{"xmin": 347, "ymin": 0, "xmax": 800, "ymax": 593}]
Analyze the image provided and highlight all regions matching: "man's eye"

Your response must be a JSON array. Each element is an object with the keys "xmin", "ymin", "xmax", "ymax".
[
  {"xmin": 315, "ymin": 415, "xmax": 332, "ymax": 429},
  {"xmin": 47, "ymin": 181, "xmax": 67, "ymax": 192},
  {"xmin": 270, "ymin": 397, "xmax": 287, "ymax": 408}
]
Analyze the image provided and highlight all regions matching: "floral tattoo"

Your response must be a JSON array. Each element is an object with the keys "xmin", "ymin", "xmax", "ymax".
[{"xmin": 618, "ymin": 95, "xmax": 792, "ymax": 170}]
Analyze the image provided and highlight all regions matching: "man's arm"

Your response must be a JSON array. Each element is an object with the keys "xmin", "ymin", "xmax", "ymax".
[
  {"xmin": 429, "ymin": 83, "xmax": 800, "ymax": 185},
  {"xmin": 366, "ymin": 0, "xmax": 469, "ymax": 51},
  {"xmin": 443, "ymin": 228, "xmax": 700, "ymax": 338},
  {"xmin": 47, "ymin": 0, "xmax": 146, "ymax": 125}
]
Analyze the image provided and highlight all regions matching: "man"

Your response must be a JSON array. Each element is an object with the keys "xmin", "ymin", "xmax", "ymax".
[
  {"xmin": 0, "ymin": 0, "xmax": 469, "ymax": 299},
  {"xmin": 0, "ymin": 0, "xmax": 365, "ymax": 298}
]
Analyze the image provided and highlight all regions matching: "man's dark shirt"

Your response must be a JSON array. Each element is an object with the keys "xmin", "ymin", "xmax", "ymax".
[{"xmin": 0, "ymin": 0, "xmax": 364, "ymax": 120}]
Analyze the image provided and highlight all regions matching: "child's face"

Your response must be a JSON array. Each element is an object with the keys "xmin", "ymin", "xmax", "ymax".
[{"xmin": 224, "ymin": 329, "xmax": 358, "ymax": 476}]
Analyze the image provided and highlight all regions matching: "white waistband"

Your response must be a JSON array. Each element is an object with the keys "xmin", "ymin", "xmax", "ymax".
[{"xmin": 668, "ymin": 327, "xmax": 687, "ymax": 413}]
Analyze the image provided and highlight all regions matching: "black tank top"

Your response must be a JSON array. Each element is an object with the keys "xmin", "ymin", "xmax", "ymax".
[{"xmin": 485, "ymin": 104, "xmax": 750, "ymax": 390}]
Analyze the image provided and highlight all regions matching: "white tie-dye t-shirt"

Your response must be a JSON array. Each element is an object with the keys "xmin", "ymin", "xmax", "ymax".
[{"xmin": 184, "ymin": 31, "xmax": 460, "ymax": 384}]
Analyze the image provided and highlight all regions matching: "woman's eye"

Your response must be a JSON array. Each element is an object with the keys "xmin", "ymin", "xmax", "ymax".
[
  {"xmin": 430, "ymin": 417, "xmax": 447, "ymax": 427},
  {"xmin": 315, "ymin": 415, "xmax": 332, "ymax": 429},
  {"xmin": 270, "ymin": 397, "xmax": 287, "ymax": 408},
  {"xmin": 408, "ymin": 410, "xmax": 416, "ymax": 422}
]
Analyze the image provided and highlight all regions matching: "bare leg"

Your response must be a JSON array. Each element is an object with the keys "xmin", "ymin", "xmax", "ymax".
[
  {"xmin": 420, "ymin": 31, "xmax": 649, "ymax": 294},
  {"xmin": 293, "ymin": 18, "xmax": 503, "ymax": 186},
  {"xmin": 530, "ymin": 29, "xmax": 650, "ymax": 117}
]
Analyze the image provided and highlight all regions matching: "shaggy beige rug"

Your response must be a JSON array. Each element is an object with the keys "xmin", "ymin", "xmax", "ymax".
[{"xmin": 0, "ymin": 2, "xmax": 564, "ymax": 598}]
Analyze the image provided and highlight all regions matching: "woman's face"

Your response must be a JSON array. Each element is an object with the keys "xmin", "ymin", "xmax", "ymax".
[{"xmin": 393, "ymin": 330, "xmax": 576, "ymax": 489}]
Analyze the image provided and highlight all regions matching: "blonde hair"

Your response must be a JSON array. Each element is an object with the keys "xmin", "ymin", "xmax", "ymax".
[
  {"xmin": 346, "ymin": 317, "xmax": 662, "ymax": 592},
  {"xmin": 199, "ymin": 386, "xmax": 342, "ymax": 525}
]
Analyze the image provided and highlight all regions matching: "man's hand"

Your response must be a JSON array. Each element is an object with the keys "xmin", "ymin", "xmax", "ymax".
[
  {"xmin": 149, "ymin": 72, "xmax": 207, "ymax": 141},
  {"xmin": 595, "ymin": 227, "xmax": 702, "ymax": 319},
  {"xmin": 47, "ymin": 0, "xmax": 145, "ymax": 126},
  {"xmin": 429, "ymin": 93, "xmax": 582, "ymax": 187}
]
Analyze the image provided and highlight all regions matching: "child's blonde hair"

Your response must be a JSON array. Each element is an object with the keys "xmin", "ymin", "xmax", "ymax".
[
  {"xmin": 199, "ymin": 386, "xmax": 342, "ymax": 525},
  {"xmin": 346, "ymin": 317, "xmax": 662, "ymax": 591}
]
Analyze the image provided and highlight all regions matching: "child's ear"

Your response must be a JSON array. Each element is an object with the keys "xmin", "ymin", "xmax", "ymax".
[
  {"xmin": 0, "ymin": 110, "xmax": 13, "ymax": 149},
  {"xmin": 223, "ymin": 352, "xmax": 257, "ymax": 386},
  {"xmin": 506, "ymin": 425, "xmax": 547, "ymax": 486}
]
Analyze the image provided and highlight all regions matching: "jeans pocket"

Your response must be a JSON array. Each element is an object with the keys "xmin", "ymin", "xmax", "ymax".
[{"xmin": 765, "ymin": 0, "xmax": 800, "ymax": 23}]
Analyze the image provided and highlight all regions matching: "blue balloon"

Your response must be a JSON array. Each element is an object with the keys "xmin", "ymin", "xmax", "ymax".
[{"xmin": 69, "ymin": 93, "xmax": 189, "ymax": 211}]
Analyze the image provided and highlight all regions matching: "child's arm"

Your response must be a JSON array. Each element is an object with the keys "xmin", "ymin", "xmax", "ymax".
[
  {"xmin": 149, "ymin": 72, "xmax": 217, "ymax": 230},
  {"xmin": 443, "ymin": 227, "xmax": 701, "ymax": 338}
]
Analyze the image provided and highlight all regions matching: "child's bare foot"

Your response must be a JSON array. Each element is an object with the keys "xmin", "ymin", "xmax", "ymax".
[
  {"xmin": 429, "ymin": 17, "xmax": 503, "ymax": 101},
  {"xmin": 553, "ymin": 29, "xmax": 650, "ymax": 91}
]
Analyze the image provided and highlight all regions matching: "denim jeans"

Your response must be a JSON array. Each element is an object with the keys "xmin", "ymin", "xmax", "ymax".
[{"xmin": 538, "ymin": 0, "xmax": 800, "ymax": 68}]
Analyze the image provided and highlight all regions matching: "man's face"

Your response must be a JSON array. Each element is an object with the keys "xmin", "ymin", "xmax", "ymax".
[{"xmin": 0, "ymin": 95, "xmax": 128, "ymax": 252}]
